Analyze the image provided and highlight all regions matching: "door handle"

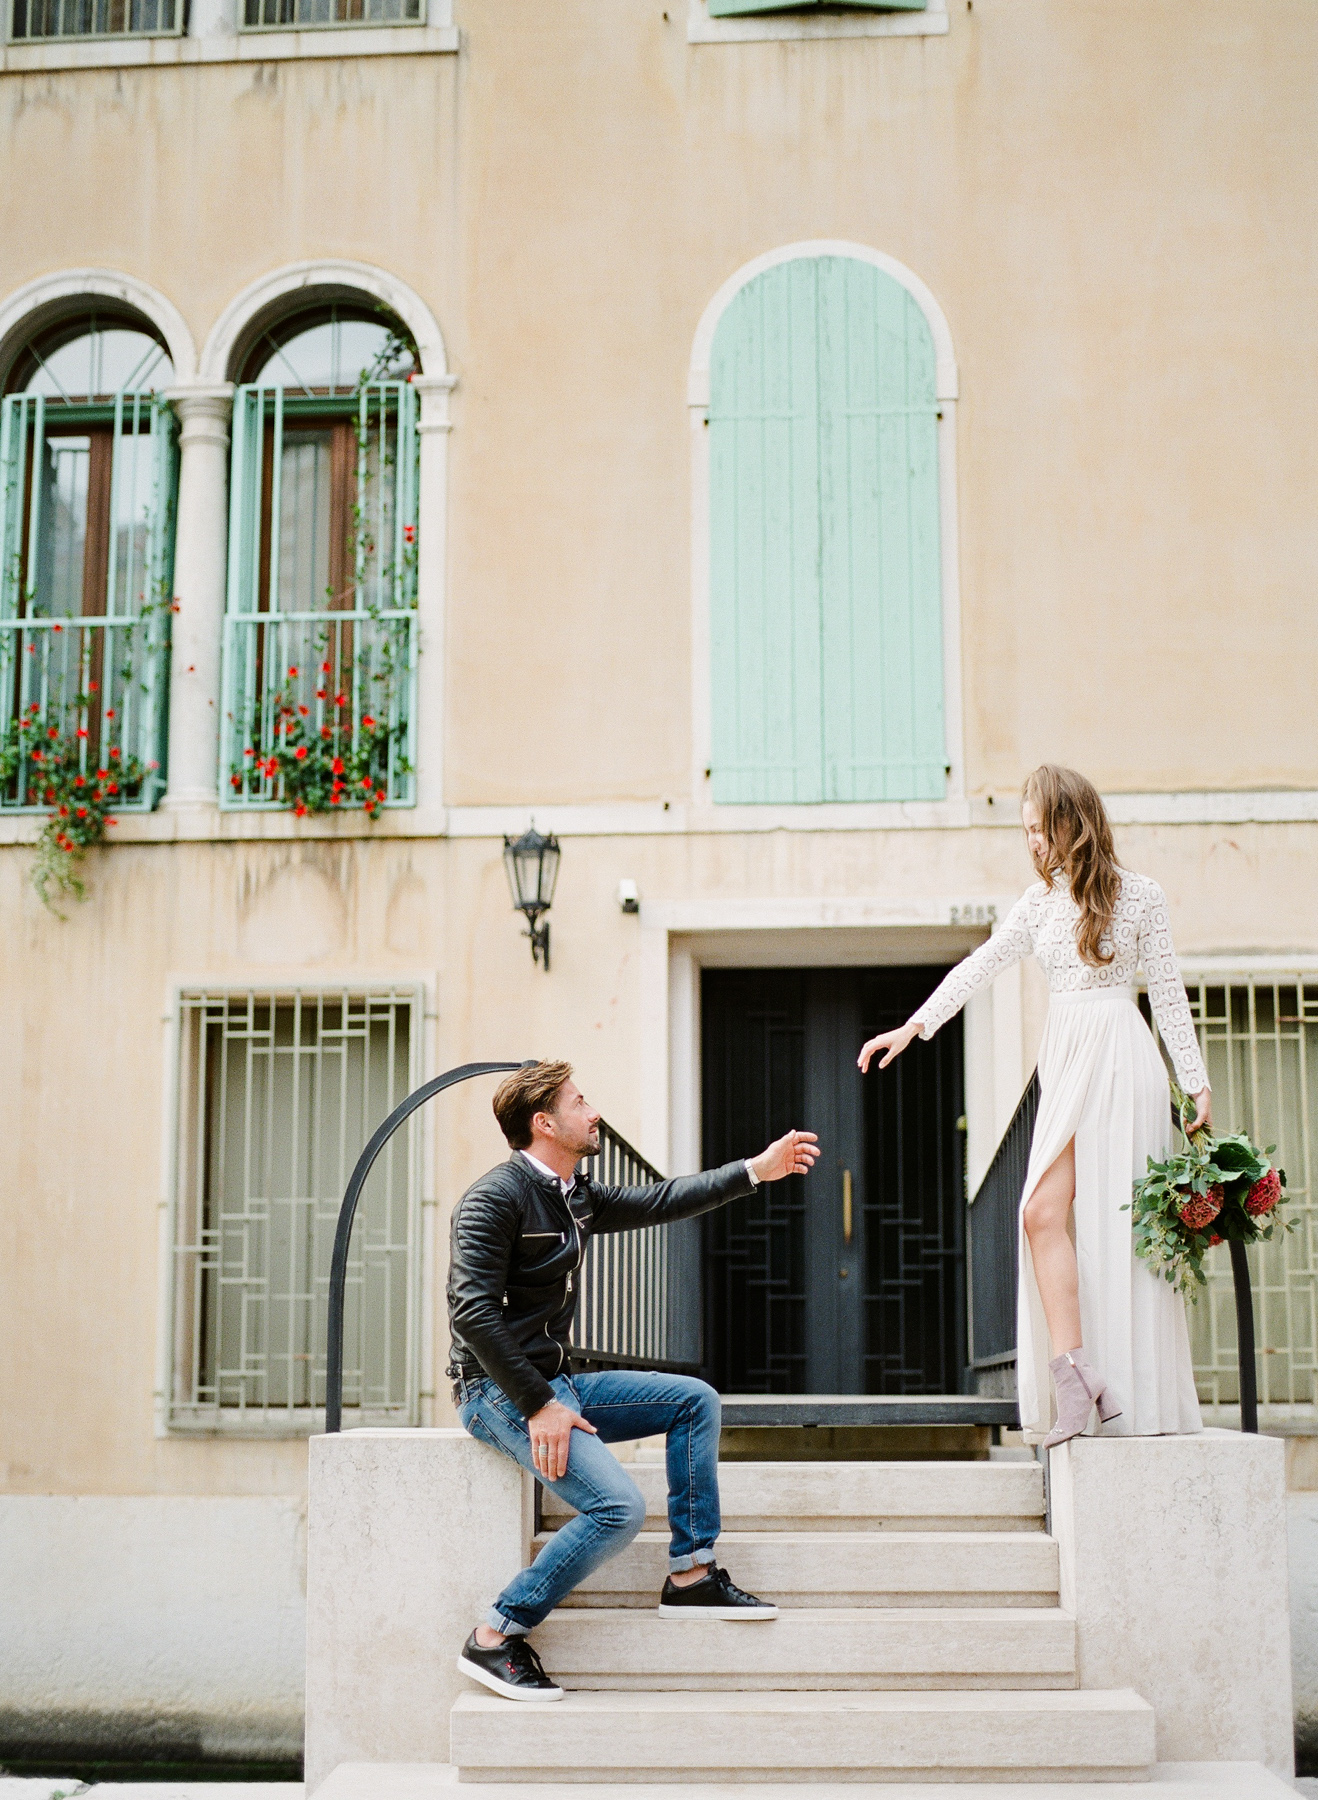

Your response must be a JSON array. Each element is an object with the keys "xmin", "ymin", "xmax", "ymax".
[{"xmin": 842, "ymin": 1168, "xmax": 853, "ymax": 1245}]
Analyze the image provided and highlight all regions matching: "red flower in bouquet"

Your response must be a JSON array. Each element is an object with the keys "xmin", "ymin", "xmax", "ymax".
[
  {"xmin": 1178, "ymin": 1185, "xmax": 1223, "ymax": 1231},
  {"xmin": 1246, "ymin": 1169, "xmax": 1282, "ymax": 1217}
]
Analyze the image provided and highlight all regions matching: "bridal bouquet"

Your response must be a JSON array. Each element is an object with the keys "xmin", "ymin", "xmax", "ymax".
[{"xmin": 1126, "ymin": 1081, "xmax": 1293, "ymax": 1299}]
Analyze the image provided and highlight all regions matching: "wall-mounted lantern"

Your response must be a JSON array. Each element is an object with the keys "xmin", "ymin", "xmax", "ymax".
[{"xmin": 503, "ymin": 825, "xmax": 561, "ymax": 971}]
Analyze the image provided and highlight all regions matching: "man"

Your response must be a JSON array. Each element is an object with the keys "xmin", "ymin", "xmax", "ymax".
[{"xmin": 448, "ymin": 1059, "xmax": 819, "ymax": 1701}]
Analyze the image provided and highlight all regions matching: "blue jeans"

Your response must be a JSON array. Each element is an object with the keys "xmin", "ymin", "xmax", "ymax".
[{"xmin": 456, "ymin": 1368, "xmax": 722, "ymax": 1635}]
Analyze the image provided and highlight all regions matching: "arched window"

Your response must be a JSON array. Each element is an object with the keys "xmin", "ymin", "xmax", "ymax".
[
  {"xmin": 223, "ymin": 303, "xmax": 419, "ymax": 813},
  {"xmin": 708, "ymin": 254, "xmax": 946, "ymax": 804},
  {"xmin": 0, "ymin": 311, "xmax": 176, "ymax": 812}
]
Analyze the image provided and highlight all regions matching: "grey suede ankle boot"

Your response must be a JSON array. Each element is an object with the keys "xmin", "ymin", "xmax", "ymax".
[{"xmin": 1043, "ymin": 1347, "xmax": 1121, "ymax": 1449}]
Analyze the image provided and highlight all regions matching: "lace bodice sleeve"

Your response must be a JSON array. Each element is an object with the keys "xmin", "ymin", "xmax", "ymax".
[
  {"xmin": 910, "ymin": 890, "xmax": 1037, "ymax": 1040},
  {"xmin": 1137, "ymin": 878, "xmax": 1210, "ymax": 1095}
]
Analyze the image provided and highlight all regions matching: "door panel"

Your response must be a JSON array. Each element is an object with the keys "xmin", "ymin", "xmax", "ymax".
[{"xmin": 702, "ymin": 964, "xmax": 964, "ymax": 1395}]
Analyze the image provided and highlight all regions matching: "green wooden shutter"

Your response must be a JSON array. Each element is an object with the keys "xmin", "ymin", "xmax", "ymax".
[
  {"xmin": 227, "ymin": 384, "xmax": 276, "ymax": 617},
  {"xmin": 817, "ymin": 258, "xmax": 945, "ymax": 802},
  {"xmin": 709, "ymin": 255, "xmax": 945, "ymax": 805},
  {"xmin": 709, "ymin": 259, "xmax": 824, "ymax": 804},
  {"xmin": 0, "ymin": 393, "xmax": 34, "ymax": 623},
  {"xmin": 710, "ymin": 0, "xmax": 924, "ymax": 17}
]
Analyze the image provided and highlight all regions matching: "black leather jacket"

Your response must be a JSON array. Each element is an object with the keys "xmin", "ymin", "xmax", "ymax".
[{"xmin": 446, "ymin": 1151, "xmax": 754, "ymax": 1416}]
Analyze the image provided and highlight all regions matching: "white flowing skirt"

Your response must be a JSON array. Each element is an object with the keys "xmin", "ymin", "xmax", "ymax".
[{"xmin": 1016, "ymin": 987, "xmax": 1203, "ymax": 1441}]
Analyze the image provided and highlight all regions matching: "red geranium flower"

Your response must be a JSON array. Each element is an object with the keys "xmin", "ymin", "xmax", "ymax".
[
  {"xmin": 31, "ymin": 749, "xmax": 43, "ymax": 764},
  {"xmin": 108, "ymin": 782, "xmax": 118, "ymax": 795},
  {"xmin": 362, "ymin": 714, "xmax": 376, "ymax": 729},
  {"xmin": 294, "ymin": 802, "xmax": 307, "ymax": 817},
  {"xmin": 316, "ymin": 688, "xmax": 327, "ymax": 701},
  {"xmin": 74, "ymin": 775, "xmax": 85, "ymax": 788},
  {"xmin": 335, "ymin": 693, "xmax": 347, "ymax": 708},
  {"xmin": 52, "ymin": 622, "xmax": 62, "ymax": 633},
  {"xmin": 76, "ymin": 806, "xmax": 88, "ymax": 819},
  {"xmin": 403, "ymin": 524, "xmax": 415, "ymax": 544},
  {"xmin": 288, "ymin": 665, "xmax": 299, "ymax": 678},
  {"xmin": 1246, "ymin": 1170, "xmax": 1282, "ymax": 1217},
  {"xmin": 294, "ymin": 745, "xmax": 309, "ymax": 761},
  {"xmin": 109, "ymin": 747, "xmax": 120, "ymax": 760},
  {"xmin": 231, "ymin": 773, "xmax": 243, "ymax": 789},
  {"xmin": 321, "ymin": 661, "xmax": 332, "ymax": 674},
  {"xmin": 106, "ymin": 709, "xmax": 115, "ymax": 721},
  {"xmin": 298, "ymin": 705, "xmax": 309, "ymax": 718},
  {"xmin": 47, "ymin": 727, "xmax": 58, "ymax": 740},
  {"xmin": 76, "ymin": 727, "xmax": 88, "ymax": 739},
  {"xmin": 1178, "ymin": 1184, "xmax": 1223, "ymax": 1232},
  {"xmin": 332, "ymin": 757, "xmax": 344, "ymax": 774},
  {"xmin": 88, "ymin": 680, "xmax": 98, "ymax": 693}
]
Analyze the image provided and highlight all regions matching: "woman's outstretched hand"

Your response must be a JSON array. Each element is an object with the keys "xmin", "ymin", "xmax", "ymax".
[{"xmin": 858, "ymin": 1021, "xmax": 922, "ymax": 1074}]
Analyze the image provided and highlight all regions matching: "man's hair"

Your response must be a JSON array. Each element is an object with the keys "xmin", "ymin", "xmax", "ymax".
[{"xmin": 492, "ymin": 1060, "xmax": 574, "ymax": 1150}]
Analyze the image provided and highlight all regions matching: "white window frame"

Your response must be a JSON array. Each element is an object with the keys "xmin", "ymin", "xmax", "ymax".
[
  {"xmin": 687, "ymin": 0, "xmax": 948, "ymax": 45},
  {"xmin": 157, "ymin": 977, "xmax": 431, "ymax": 1438},
  {"xmin": 687, "ymin": 240, "xmax": 964, "ymax": 827}
]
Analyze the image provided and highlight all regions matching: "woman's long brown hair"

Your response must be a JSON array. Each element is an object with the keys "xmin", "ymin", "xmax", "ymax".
[{"xmin": 1022, "ymin": 765, "xmax": 1122, "ymax": 968}]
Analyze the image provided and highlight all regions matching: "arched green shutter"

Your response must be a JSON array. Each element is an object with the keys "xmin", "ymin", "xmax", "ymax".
[{"xmin": 709, "ymin": 255, "xmax": 946, "ymax": 805}]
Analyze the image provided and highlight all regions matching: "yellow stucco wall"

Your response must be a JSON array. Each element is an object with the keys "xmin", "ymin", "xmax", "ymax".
[{"xmin": 3, "ymin": 0, "xmax": 1315, "ymax": 805}]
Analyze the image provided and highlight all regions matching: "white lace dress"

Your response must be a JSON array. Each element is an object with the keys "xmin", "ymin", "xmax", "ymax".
[{"xmin": 912, "ymin": 870, "xmax": 1208, "ymax": 1440}]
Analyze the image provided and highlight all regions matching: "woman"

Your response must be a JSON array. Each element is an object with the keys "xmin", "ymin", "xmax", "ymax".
[{"xmin": 859, "ymin": 765, "xmax": 1210, "ymax": 1445}]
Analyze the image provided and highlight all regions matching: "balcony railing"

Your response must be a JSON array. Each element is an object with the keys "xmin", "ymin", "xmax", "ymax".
[
  {"xmin": 9, "ymin": 0, "xmax": 181, "ymax": 37},
  {"xmin": 222, "ymin": 609, "xmax": 417, "ymax": 810},
  {"xmin": 241, "ymin": 0, "xmax": 420, "ymax": 24},
  {"xmin": 0, "ymin": 616, "xmax": 168, "ymax": 812}
]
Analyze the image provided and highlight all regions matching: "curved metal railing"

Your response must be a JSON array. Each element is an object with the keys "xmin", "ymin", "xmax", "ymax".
[{"xmin": 325, "ymin": 1060, "xmax": 527, "ymax": 1433}]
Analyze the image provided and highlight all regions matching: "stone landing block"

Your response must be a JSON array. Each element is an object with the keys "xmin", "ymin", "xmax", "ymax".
[
  {"xmin": 1048, "ymin": 1429, "xmax": 1292, "ymax": 1779},
  {"xmin": 305, "ymin": 1429, "xmax": 530, "ymax": 1798}
]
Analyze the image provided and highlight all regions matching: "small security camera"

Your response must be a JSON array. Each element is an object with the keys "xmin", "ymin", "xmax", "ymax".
[{"xmin": 617, "ymin": 879, "xmax": 640, "ymax": 915}]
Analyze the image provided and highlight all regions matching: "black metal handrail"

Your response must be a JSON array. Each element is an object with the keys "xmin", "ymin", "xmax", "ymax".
[
  {"xmin": 965, "ymin": 1070, "xmax": 1260, "ymax": 1434},
  {"xmin": 571, "ymin": 1121, "xmax": 700, "ymax": 1374},
  {"xmin": 325, "ymin": 1060, "xmax": 528, "ymax": 1433}
]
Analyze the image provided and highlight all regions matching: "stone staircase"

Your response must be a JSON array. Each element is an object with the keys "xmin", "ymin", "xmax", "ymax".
[{"xmin": 449, "ymin": 1456, "xmax": 1157, "ymax": 1785}]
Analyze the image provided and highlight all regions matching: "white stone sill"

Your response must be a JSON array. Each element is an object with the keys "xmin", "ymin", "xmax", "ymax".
[
  {"xmin": 687, "ymin": 0, "xmax": 948, "ymax": 45},
  {"xmin": 0, "ymin": 20, "xmax": 457, "ymax": 72},
  {"xmin": 0, "ymin": 789, "xmax": 1316, "ymax": 846}
]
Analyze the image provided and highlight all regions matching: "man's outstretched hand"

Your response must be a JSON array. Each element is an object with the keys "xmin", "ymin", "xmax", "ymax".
[{"xmin": 748, "ymin": 1129, "xmax": 820, "ymax": 1184}]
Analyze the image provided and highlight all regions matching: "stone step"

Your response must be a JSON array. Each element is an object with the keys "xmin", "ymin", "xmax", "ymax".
[
  {"xmin": 532, "ymin": 1606, "xmax": 1076, "ymax": 1690},
  {"xmin": 542, "ymin": 1531, "xmax": 1059, "ymax": 1609},
  {"xmin": 541, "ymin": 1462, "xmax": 1044, "ymax": 1535},
  {"xmin": 320, "ymin": 1759, "xmax": 1300, "ymax": 1798},
  {"xmin": 449, "ymin": 1687, "xmax": 1155, "ymax": 1784}
]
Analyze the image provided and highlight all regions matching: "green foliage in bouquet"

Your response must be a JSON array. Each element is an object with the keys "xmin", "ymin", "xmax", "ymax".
[{"xmin": 1126, "ymin": 1079, "xmax": 1294, "ymax": 1299}]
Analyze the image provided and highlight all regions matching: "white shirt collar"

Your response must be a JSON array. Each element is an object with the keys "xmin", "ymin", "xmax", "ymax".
[{"xmin": 520, "ymin": 1148, "xmax": 576, "ymax": 1199}]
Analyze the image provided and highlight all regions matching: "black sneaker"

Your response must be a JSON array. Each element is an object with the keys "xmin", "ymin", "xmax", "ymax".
[
  {"xmin": 457, "ymin": 1629, "xmax": 564, "ymax": 1701},
  {"xmin": 657, "ymin": 1565, "xmax": 778, "ymax": 1620}
]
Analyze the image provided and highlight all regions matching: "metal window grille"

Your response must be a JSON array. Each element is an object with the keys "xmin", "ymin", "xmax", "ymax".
[
  {"xmin": 1147, "ymin": 977, "xmax": 1318, "ymax": 1426},
  {"xmin": 9, "ymin": 0, "xmax": 179, "ymax": 37},
  {"xmin": 0, "ymin": 392, "xmax": 174, "ymax": 810},
  {"xmin": 221, "ymin": 382, "xmax": 418, "ymax": 811},
  {"xmin": 241, "ymin": 0, "xmax": 420, "ymax": 25},
  {"xmin": 170, "ymin": 988, "xmax": 419, "ymax": 1433}
]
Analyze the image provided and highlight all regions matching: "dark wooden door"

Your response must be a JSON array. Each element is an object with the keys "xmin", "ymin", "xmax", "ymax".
[{"xmin": 701, "ymin": 965, "xmax": 965, "ymax": 1395}]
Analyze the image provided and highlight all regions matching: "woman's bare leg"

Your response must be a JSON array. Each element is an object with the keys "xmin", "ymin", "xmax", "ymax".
[{"xmin": 1022, "ymin": 1138, "xmax": 1082, "ymax": 1355}]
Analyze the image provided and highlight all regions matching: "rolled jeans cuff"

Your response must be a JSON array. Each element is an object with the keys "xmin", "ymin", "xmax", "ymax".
[
  {"xmin": 669, "ymin": 1546, "xmax": 716, "ymax": 1574},
  {"xmin": 487, "ymin": 1607, "xmax": 532, "ymax": 1637}
]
